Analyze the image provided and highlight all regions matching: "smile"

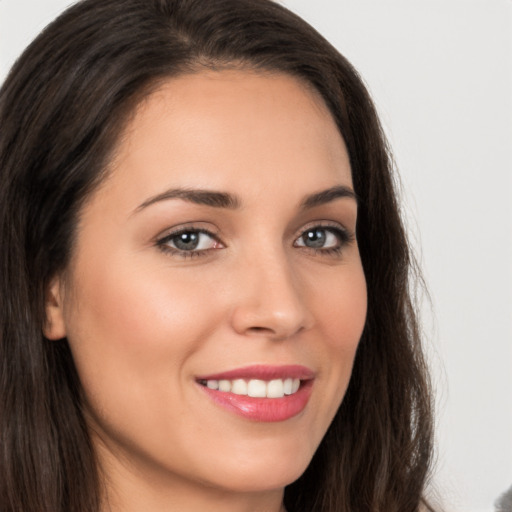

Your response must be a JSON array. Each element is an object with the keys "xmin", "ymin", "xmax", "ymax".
[
  {"xmin": 199, "ymin": 378, "xmax": 301, "ymax": 398},
  {"xmin": 196, "ymin": 365, "xmax": 314, "ymax": 422}
]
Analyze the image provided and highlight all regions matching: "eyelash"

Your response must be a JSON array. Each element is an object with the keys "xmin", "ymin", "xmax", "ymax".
[
  {"xmin": 156, "ymin": 227, "xmax": 220, "ymax": 259},
  {"xmin": 295, "ymin": 223, "xmax": 354, "ymax": 257},
  {"xmin": 156, "ymin": 223, "xmax": 354, "ymax": 259}
]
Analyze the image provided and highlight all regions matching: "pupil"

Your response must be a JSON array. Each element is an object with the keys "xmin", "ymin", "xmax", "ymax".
[
  {"xmin": 174, "ymin": 232, "xmax": 199, "ymax": 250},
  {"xmin": 304, "ymin": 229, "xmax": 326, "ymax": 248}
]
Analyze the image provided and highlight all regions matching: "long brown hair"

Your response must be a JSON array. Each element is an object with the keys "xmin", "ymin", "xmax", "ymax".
[{"xmin": 0, "ymin": 0, "xmax": 435, "ymax": 510}]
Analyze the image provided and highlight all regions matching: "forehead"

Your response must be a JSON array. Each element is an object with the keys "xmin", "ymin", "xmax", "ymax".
[{"xmin": 99, "ymin": 70, "xmax": 352, "ymax": 211}]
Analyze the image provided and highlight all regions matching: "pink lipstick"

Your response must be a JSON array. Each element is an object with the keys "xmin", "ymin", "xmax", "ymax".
[{"xmin": 196, "ymin": 365, "xmax": 314, "ymax": 422}]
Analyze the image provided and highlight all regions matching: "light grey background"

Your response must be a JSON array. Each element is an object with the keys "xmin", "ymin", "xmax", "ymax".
[{"xmin": 1, "ymin": 1, "xmax": 511, "ymax": 511}]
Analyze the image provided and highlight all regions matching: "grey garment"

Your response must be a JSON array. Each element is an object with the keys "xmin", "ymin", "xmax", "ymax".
[{"xmin": 496, "ymin": 485, "xmax": 512, "ymax": 512}]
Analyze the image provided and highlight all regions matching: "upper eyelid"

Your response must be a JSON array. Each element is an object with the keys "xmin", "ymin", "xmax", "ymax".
[
  {"xmin": 157, "ymin": 220, "xmax": 351, "ymax": 236},
  {"xmin": 156, "ymin": 223, "xmax": 221, "ymax": 241},
  {"xmin": 294, "ymin": 220, "xmax": 352, "ymax": 238},
  {"xmin": 157, "ymin": 220, "xmax": 347, "ymax": 236}
]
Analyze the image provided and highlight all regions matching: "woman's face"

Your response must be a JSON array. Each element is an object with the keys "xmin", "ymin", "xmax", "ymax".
[{"xmin": 46, "ymin": 70, "xmax": 367, "ymax": 505}]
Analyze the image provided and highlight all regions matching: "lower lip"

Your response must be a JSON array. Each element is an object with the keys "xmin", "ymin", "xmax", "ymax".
[{"xmin": 199, "ymin": 381, "xmax": 313, "ymax": 422}]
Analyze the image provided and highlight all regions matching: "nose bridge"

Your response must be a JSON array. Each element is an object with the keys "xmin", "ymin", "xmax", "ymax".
[{"xmin": 230, "ymin": 243, "xmax": 311, "ymax": 339}]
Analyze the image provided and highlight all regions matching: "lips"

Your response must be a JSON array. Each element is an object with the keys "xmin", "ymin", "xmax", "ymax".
[{"xmin": 196, "ymin": 365, "xmax": 314, "ymax": 422}]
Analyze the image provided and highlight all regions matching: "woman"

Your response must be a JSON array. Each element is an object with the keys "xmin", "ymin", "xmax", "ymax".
[{"xmin": 0, "ymin": 0, "xmax": 435, "ymax": 511}]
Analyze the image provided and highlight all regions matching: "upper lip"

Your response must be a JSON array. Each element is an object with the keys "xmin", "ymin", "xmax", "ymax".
[{"xmin": 196, "ymin": 364, "xmax": 315, "ymax": 381}]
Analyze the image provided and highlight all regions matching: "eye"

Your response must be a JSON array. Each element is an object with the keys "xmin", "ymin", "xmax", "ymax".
[
  {"xmin": 294, "ymin": 225, "xmax": 351, "ymax": 253},
  {"xmin": 157, "ymin": 228, "xmax": 222, "ymax": 256}
]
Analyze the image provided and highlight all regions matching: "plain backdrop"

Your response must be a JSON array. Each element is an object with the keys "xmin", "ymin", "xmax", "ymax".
[{"xmin": 1, "ymin": 1, "xmax": 511, "ymax": 511}]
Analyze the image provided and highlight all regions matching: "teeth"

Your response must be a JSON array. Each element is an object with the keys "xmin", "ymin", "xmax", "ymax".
[
  {"xmin": 231, "ymin": 379, "xmax": 248, "ymax": 395},
  {"xmin": 206, "ymin": 380, "xmax": 219, "ymax": 390},
  {"xmin": 247, "ymin": 379, "xmax": 267, "ymax": 397},
  {"xmin": 283, "ymin": 378, "xmax": 293, "ymax": 395},
  {"xmin": 218, "ymin": 380, "xmax": 231, "ymax": 392},
  {"xmin": 267, "ymin": 379, "xmax": 284, "ymax": 398},
  {"xmin": 204, "ymin": 378, "xmax": 302, "ymax": 398}
]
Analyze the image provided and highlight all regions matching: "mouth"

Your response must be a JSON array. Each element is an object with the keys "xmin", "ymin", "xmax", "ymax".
[
  {"xmin": 196, "ymin": 365, "xmax": 314, "ymax": 422},
  {"xmin": 198, "ymin": 377, "xmax": 302, "ymax": 398}
]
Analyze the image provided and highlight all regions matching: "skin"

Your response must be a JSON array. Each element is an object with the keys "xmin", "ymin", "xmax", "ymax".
[{"xmin": 45, "ymin": 70, "xmax": 367, "ymax": 512}]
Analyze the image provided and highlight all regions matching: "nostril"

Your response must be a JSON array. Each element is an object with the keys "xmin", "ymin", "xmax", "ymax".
[
  {"xmin": 245, "ymin": 324, "xmax": 305, "ymax": 341},
  {"xmin": 248, "ymin": 326, "xmax": 272, "ymax": 334}
]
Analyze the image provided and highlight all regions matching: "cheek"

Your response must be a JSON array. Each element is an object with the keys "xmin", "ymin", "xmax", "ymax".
[
  {"xmin": 62, "ymin": 254, "xmax": 224, "ymax": 405},
  {"xmin": 62, "ymin": 256, "xmax": 233, "ymax": 472},
  {"xmin": 311, "ymin": 263, "xmax": 367, "ymax": 394},
  {"xmin": 314, "ymin": 262, "xmax": 367, "ymax": 350},
  {"xmin": 73, "ymin": 254, "xmax": 215, "ymax": 335}
]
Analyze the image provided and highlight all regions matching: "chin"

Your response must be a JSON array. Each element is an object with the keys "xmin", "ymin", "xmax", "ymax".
[{"xmin": 199, "ymin": 445, "xmax": 314, "ymax": 494}]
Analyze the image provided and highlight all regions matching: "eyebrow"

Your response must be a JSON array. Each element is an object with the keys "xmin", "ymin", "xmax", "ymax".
[
  {"xmin": 299, "ymin": 185, "xmax": 357, "ymax": 209},
  {"xmin": 134, "ymin": 184, "xmax": 357, "ymax": 213},
  {"xmin": 135, "ymin": 188, "xmax": 241, "ymax": 212}
]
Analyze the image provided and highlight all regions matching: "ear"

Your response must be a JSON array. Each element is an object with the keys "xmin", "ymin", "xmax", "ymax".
[{"xmin": 43, "ymin": 276, "xmax": 67, "ymax": 340}]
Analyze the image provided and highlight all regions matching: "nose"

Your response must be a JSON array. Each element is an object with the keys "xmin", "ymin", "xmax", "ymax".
[{"xmin": 229, "ymin": 251, "xmax": 313, "ymax": 341}]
